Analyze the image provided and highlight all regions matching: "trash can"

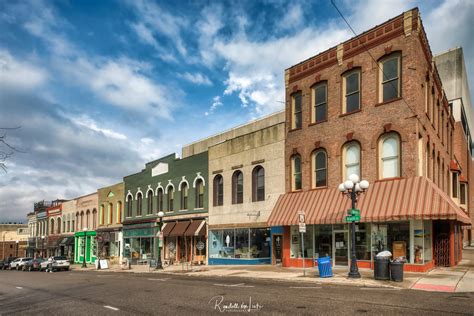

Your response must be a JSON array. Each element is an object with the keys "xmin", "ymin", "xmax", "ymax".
[
  {"xmin": 317, "ymin": 256, "xmax": 333, "ymax": 278},
  {"xmin": 390, "ymin": 261, "xmax": 405, "ymax": 282},
  {"xmin": 374, "ymin": 257, "xmax": 390, "ymax": 280}
]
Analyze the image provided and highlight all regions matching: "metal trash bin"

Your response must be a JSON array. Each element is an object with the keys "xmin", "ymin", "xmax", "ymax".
[
  {"xmin": 317, "ymin": 256, "xmax": 333, "ymax": 278},
  {"xmin": 374, "ymin": 257, "xmax": 390, "ymax": 280},
  {"xmin": 390, "ymin": 260, "xmax": 405, "ymax": 282}
]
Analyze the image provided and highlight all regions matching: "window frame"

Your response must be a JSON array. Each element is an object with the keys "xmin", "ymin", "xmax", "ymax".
[
  {"xmin": 378, "ymin": 133, "xmax": 401, "ymax": 179},
  {"xmin": 342, "ymin": 69, "xmax": 361, "ymax": 114},
  {"xmin": 291, "ymin": 91, "xmax": 303, "ymax": 129},
  {"xmin": 146, "ymin": 190, "xmax": 153, "ymax": 215},
  {"xmin": 291, "ymin": 155, "xmax": 302, "ymax": 191},
  {"xmin": 311, "ymin": 82, "xmax": 327, "ymax": 124},
  {"xmin": 167, "ymin": 187, "xmax": 174, "ymax": 212},
  {"xmin": 312, "ymin": 149, "xmax": 327, "ymax": 188},
  {"xmin": 195, "ymin": 179, "xmax": 204, "ymax": 209},
  {"xmin": 378, "ymin": 53, "xmax": 401, "ymax": 103},
  {"xmin": 252, "ymin": 166, "xmax": 265, "ymax": 202},
  {"xmin": 213, "ymin": 175, "xmax": 224, "ymax": 206},
  {"xmin": 136, "ymin": 192, "xmax": 143, "ymax": 216},
  {"xmin": 181, "ymin": 183, "xmax": 188, "ymax": 210},
  {"xmin": 342, "ymin": 141, "xmax": 361, "ymax": 181},
  {"xmin": 232, "ymin": 170, "xmax": 244, "ymax": 204}
]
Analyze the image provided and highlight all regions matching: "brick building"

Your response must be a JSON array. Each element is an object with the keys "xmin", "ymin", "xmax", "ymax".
[{"xmin": 268, "ymin": 8, "xmax": 471, "ymax": 271}]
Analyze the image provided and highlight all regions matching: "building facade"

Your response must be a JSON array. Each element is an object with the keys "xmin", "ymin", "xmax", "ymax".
[
  {"xmin": 97, "ymin": 182, "xmax": 124, "ymax": 265},
  {"xmin": 123, "ymin": 152, "xmax": 208, "ymax": 265},
  {"xmin": 46, "ymin": 201, "xmax": 64, "ymax": 256},
  {"xmin": 74, "ymin": 193, "xmax": 98, "ymax": 264},
  {"xmin": 60, "ymin": 199, "xmax": 77, "ymax": 260},
  {"xmin": 0, "ymin": 224, "xmax": 28, "ymax": 260},
  {"xmin": 34, "ymin": 201, "xmax": 50, "ymax": 258},
  {"xmin": 206, "ymin": 112, "xmax": 286, "ymax": 264},
  {"xmin": 26, "ymin": 212, "xmax": 37, "ymax": 257},
  {"xmin": 267, "ymin": 8, "xmax": 471, "ymax": 271}
]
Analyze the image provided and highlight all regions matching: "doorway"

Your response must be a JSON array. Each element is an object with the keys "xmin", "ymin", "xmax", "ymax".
[
  {"xmin": 272, "ymin": 234, "xmax": 283, "ymax": 265},
  {"xmin": 333, "ymin": 230, "xmax": 349, "ymax": 266}
]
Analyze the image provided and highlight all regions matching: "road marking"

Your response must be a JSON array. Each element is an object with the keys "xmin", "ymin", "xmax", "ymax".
[
  {"xmin": 290, "ymin": 286, "xmax": 322, "ymax": 289},
  {"xmin": 15, "ymin": 287, "xmax": 23, "ymax": 289},
  {"xmin": 360, "ymin": 287, "xmax": 401, "ymax": 290},
  {"xmin": 147, "ymin": 278, "xmax": 170, "ymax": 281},
  {"xmin": 104, "ymin": 306, "xmax": 119, "ymax": 311},
  {"xmin": 214, "ymin": 283, "xmax": 255, "ymax": 288}
]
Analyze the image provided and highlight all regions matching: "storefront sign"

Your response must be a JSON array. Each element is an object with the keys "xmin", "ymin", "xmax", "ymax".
[
  {"xmin": 196, "ymin": 241, "xmax": 205, "ymax": 251},
  {"xmin": 298, "ymin": 223, "xmax": 306, "ymax": 233}
]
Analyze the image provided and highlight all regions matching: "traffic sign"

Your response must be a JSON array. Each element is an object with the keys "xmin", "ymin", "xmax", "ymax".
[
  {"xmin": 299, "ymin": 223, "xmax": 306, "ymax": 233},
  {"xmin": 345, "ymin": 215, "xmax": 361, "ymax": 222},
  {"xmin": 298, "ymin": 212, "xmax": 305, "ymax": 223},
  {"xmin": 347, "ymin": 208, "xmax": 360, "ymax": 216}
]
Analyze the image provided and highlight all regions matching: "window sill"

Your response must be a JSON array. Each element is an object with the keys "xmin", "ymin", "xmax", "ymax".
[
  {"xmin": 309, "ymin": 186, "xmax": 328, "ymax": 191},
  {"xmin": 339, "ymin": 109, "xmax": 361, "ymax": 118},
  {"xmin": 288, "ymin": 127, "xmax": 302, "ymax": 133},
  {"xmin": 178, "ymin": 209, "xmax": 190, "ymax": 212},
  {"xmin": 374, "ymin": 97, "xmax": 402, "ymax": 107},
  {"xmin": 291, "ymin": 189, "xmax": 303, "ymax": 193},
  {"xmin": 375, "ymin": 177, "xmax": 404, "ymax": 182},
  {"xmin": 308, "ymin": 119, "xmax": 328, "ymax": 127},
  {"xmin": 194, "ymin": 208, "xmax": 205, "ymax": 210}
]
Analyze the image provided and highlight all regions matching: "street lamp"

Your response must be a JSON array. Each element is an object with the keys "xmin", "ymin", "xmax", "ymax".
[
  {"xmin": 338, "ymin": 174, "xmax": 369, "ymax": 279},
  {"xmin": 15, "ymin": 240, "xmax": 19, "ymax": 257},
  {"xmin": 41, "ymin": 236, "xmax": 45, "ymax": 258},
  {"xmin": 156, "ymin": 211, "xmax": 165, "ymax": 269},
  {"xmin": 82, "ymin": 227, "xmax": 88, "ymax": 268}
]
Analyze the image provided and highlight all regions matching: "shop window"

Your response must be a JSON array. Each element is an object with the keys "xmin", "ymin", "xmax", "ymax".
[
  {"xmin": 291, "ymin": 92, "xmax": 302, "ymax": 129},
  {"xmin": 250, "ymin": 228, "xmax": 270, "ymax": 258},
  {"xmin": 379, "ymin": 53, "xmax": 401, "ymax": 102},
  {"xmin": 312, "ymin": 149, "xmax": 327, "ymax": 188},
  {"xmin": 252, "ymin": 166, "xmax": 265, "ymax": 202},
  {"xmin": 355, "ymin": 223, "xmax": 371, "ymax": 260},
  {"xmin": 147, "ymin": 190, "xmax": 153, "ymax": 215},
  {"xmin": 195, "ymin": 179, "xmax": 204, "ymax": 208},
  {"xmin": 234, "ymin": 228, "xmax": 249, "ymax": 258},
  {"xmin": 343, "ymin": 69, "xmax": 360, "ymax": 114},
  {"xmin": 213, "ymin": 175, "xmax": 224, "ymax": 206},
  {"xmin": 312, "ymin": 82, "xmax": 327, "ymax": 123},
  {"xmin": 136, "ymin": 192, "xmax": 143, "ymax": 216},
  {"xmin": 379, "ymin": 133, "xmax": 400, "ymax": 179},
  {"xmin": 209, "ymin": 229, "xmax": 270, "ymax": 260},
  {"xmin": 232, "ymin": 171, "xmax": 244, "ymax": 204},
  {"xmin": 181, "ymin": 183, "xmax": 188, "ymax": 210},
  {"xmin": 157, "ymin": 189, "xmax": 163, "ymax": 212},
  {"xmin": 343, "ymin": 142, "xmax": 360, "ymax": 180},
  {"xmin": 314, "ymin": 225, "xmax": 332, "ymax": 259},
  {"xmin": 460, "ymin": 183, "xmax": 467, "ymax": 205},
  {"xmin": 290, "ymin": 225, "xmax": 314, "ymax": 258},
  {"xmin": 291, "ymin": 155, "xmax": 302, "ymax": 191},
  {"xmin": 413, "ymin": 220, "xmax": 433, "ymax": 264},
  {"xmin": 167, "ymin": 187, "xmax": 174, "ymax": 212},
  {"xmin": 372, "ymin": 222, "xmax": 410, "ymax": 262}
]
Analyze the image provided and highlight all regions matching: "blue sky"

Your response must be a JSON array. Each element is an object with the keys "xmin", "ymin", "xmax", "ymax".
[{"xmin": 0, "ymin": 0, "xmax": 473, "ymax": 222}]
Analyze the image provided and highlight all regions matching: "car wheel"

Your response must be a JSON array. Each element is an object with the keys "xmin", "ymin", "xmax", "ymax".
[
  {"xmin": 28, "ymin": 266, "xmax": 32, "ymax": 272},
  {"xmin": 16, "ymin": 266, "xmax": 19, "ymax": 271}
]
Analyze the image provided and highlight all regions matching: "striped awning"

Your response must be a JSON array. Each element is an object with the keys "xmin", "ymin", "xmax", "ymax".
[{"xmin": 267, "ymin": 177, "xmax": 471, "ymax": 226}]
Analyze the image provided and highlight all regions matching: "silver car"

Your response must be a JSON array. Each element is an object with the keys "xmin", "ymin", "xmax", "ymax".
[{"xmin": 9, "ymin": 257, "xmax": 33, "ymax": 270}]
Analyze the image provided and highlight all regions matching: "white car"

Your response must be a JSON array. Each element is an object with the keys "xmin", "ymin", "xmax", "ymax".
[
  {"xmin": 9, "ymin": 257, "xmax": 33, "ymax": 270},
  {"xmin": 40, "ymin": 256, "xmax": 70, "ymax": 272}
]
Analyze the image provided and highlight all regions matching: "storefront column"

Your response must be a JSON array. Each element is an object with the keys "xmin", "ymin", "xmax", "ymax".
[
  {"xmin": 282, "ymin": 226, "xmax": 291, "ymax": 267},
  {"xmin": 409, "ymin": 220, "xmax": 415, "ymax": 264},
  {"xmin": 449, "ymin": 222, "xmax": 455, "ymax": 267}
]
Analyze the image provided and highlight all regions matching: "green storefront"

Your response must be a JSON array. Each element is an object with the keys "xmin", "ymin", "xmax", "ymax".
[
  {"xmin": 123, "ymin": 222, "xmax": 161, "ymax": 265},
  {"xmin": 74, "ymin": 231, "xmax": 97, "ymax": 264}
]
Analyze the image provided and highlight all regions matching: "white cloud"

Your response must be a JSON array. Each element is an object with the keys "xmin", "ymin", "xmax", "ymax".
[
  {"xmin": 0, "ymin": 50, "xmax": 47, "ymax": 89},
  {"xmin": 140, "ymin": 137, "xmax": 154, "ymax": 145},
  {"xmin": 205, "ymin": 96, "xmax": 223, "ymax": 116},
  {"xmin": 178, "ymin": 72, "xmax": 212, "ymax": 85},
  {"xmin": 70, "ymin": 115, "xmax": 128, "ymax": 140},
  {"xmin": 279, "ymin": 4, "xmax": 304, "ymax": 31}
]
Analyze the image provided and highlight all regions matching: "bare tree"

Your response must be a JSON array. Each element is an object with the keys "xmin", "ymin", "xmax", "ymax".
[{"xmin": 0, "ymin": 127, "xmax": 22, "ymax": 173}]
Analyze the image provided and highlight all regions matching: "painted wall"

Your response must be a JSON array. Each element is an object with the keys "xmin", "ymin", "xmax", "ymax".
[{"xmin": 97, "ymin": 182, "xmax": 124, "ymax": 229}]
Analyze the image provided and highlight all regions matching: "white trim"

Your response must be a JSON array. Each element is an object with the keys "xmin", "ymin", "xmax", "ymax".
[
  {"xmin": 135, "ymin": 188, "xmax": 143, "ymax": 200},
  {"xmin": 192, "ymin": 172, "xmax": 206, "ymax": 188},
  {"xmin": 146, "ymin": 187, "xmax": 154, "ymax": 198},
  {"xmin": 126, "ymin": 191, "xmax": 133, "ymax": 202},
  {"xmin": 194, "ymin": 220, "xmax": 206, "ymax": 236},
  {"xmin": 178, "ymin": 176, "xmax": 189, "ymax": 191},
  {"xmin": 155, "ymin": 182, "xmax": 164, "ymax": 195},
  {"xmin": 165, "ymin": 181, "xmax": 175, "ymax": 194}
]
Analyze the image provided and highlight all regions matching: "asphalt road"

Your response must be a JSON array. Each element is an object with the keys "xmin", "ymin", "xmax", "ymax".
[{"xmin": 0, "ymin": 270, "xmax": 473, "ymax": 315}]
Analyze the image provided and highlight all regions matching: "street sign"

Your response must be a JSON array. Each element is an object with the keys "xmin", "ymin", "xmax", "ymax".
[
  {"xmin": 298, "ymin": 212, "xmax": 305, "ymax": 224},
  {"xmin": 345, "ymin": 215, "xmax": 361, "ymax": 222},
  {"xmin": 347, "ymin": 209, "xmax": 360, "ymax": 216},
  {"xmin": 299, "ymin": 223, "xmax": 306, "ymax": 233}
]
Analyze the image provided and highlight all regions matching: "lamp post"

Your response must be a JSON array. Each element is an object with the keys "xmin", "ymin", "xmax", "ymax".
[
  {"xmin": 15, "ymin": 240, "xmax": 19, "ymax": 257},
  {"xmin": 156, "ymin": 211, "xmax": 165, "ymax": 269},
  {"xmin": 41, "ymin": 236, "xmax": 45, "ymax": 258},
  {"xmin": 338, "ymin": 174, "xmax": 369, "ymax": 279},
  {"xmin": 82, "ymin": 227, "xmax": 88, "ymax": 268}
]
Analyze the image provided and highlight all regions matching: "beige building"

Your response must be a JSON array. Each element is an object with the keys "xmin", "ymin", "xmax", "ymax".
[
  {"xmin": 60, "ymin": 199, "xmax": 77, "ymax": 258},
  {"xmin": 75, "ymin": 193, "xmax": 98, "ymax": 232},
  {"xmin": 0, "ymin": 224, "xmax": 29, "ymax": 260}
]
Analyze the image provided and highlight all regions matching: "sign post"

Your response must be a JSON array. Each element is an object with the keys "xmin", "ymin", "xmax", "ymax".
[{"xmin": 298, "ymin": 211, "xmax": 306, "ymax": 277}]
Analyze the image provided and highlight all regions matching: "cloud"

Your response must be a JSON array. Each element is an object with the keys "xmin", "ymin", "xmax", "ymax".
[
  {"xmin": 0, "ymin": 50, "xmax": 47, "ymax": 90},
  {"xmin": 279, "ymin": 4, "xmax": 304, "ymax": 31},
  {"xmin": 69, "ymin": 115, "xmax": 128, "ymax": 140},
  {"xmin": 205, "ymin": 96, "xmax": 223, "ymax": 116},
  {"xmin": 178, "ymin": 72, "xmax": 212, "ymax": 86}
]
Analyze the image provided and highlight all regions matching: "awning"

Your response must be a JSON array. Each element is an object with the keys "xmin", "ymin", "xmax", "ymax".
[
  {"xmin": 184, "ymin": 220, "xmax": 206, "ymax": 237},
  {"xmin": 268, "ymin": 177, "xmax": 472, "ymax": 226},
  {"xmin": 59, "ymin": 236, "xmax": 74, "ymax": 246},
  {"xmin": 169, "ymin": 221, "xmax": 191, "ymax": 237},
  {"xmin": 162, "ymin": 222, "xmax": 176, "ymax": 237}
]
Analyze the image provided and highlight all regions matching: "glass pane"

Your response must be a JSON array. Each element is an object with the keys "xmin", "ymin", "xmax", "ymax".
[
  {"xmin": 315, "ymin": 104, "xmax": 326, "ymax": 122},
  {"xmin": 346, "ymin": 145, "xmax": 359, "ymax": 164},
  {"xmin": 315, "ymin": 84, "xmax": 326, "ymax": 104},
  {"xmin": 222, "ymin": 229, "xmax": 234, "ymax": 258},
  {"xmin": 314, "ymin": 225, "xmax": 332, "ymax": 259},
  {"xmin": 383, "ymin": 58, "xmax": 398, "ymax": 81},
  {"xmin": 383, "ymin": 79, "xmax": 399, "ymax": 102},
  {"xmin": 249, "ymin": 228, "xmax": 270, "ymax": 258},
  {"xmin": 295, "ymin": 173, "xmax": 302, "ymax": 190},
  {"xmin": 346, "ymin": 73, "xmax": 359, "ymax": 94},
  {"xmin": 382, "ymin": 137, "xmax": 398, "ymax": 158},
  {"xmin": 235, "ymin": 229, "xmax": 249, "ymax": 259},
  {"xmin": 383, "ymin": 157, "xmax": 399, "ymax": 178},
  {"xmin": 346, "ymin": 93, "xmax": 360, "ymax": 113},
  {"xmin": 294, "ymin": 157, "xmax": 301, "ymax": 172},
  {"xmin": 295, "ymin": 112, "xmax": 302, "ymax": 128},
  {"xmin": 316, "ymin": 169, "xmax": 327, "ymax": 187},
  {"xmin": 346, "ymin": 165, "xmax": 360, "ymax": 179},
  {"xmin": 355, "ymin": 223, "xmax": 371, "ymax": 260},
  {"xmin": 316, "ymin": 152, "xmax": 326, "ymax": 168},
  {"xmin": 294, "ymin": 93, "xmax": 302, "ymax": 112}
]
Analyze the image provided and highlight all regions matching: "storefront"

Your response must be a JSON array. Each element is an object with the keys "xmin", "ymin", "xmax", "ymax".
[
  {"xmin": 123, "ymin": 222, "xmax": 158, "ymax": 265},
  {"xmin": 96, "ymin": 229, "xmax": 122, "ymax": 265},
  {"xmin": 162, "ymin": 219, "xmax": 207, "ymax": 264},
  {"xmin": 58, "ymin": 236, "xmax": 75, "ymax": 259},
  {"xmin": 74, "ymin": 231, "xmax": 97, "ymax": 264}
]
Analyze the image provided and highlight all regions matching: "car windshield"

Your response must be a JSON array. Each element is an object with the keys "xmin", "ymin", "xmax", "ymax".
[
  {"xmin": 53, "ymin": 256, "xmax": 67, "ymax": 260},
  {"xmin": 24, "ymin": 258, "xmax": 33, "ymax": 261}
]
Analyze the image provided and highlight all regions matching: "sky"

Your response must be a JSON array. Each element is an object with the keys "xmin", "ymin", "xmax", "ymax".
[{"xmin": 0, "ymin": 0, "xmax": 473, "ymax": 223}]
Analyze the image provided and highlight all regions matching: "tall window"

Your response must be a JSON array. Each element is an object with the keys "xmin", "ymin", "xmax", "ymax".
[
  {"xmin": 50, "ymin": 218, "xmax": 55, "ymax": 235},
  {"xmin": 292, "ymin": 92, "xmax": 302, "ymax": 129},
  {"xmin": 80, "ymin": 212, "xmax": 84, "ymax": 230},
  {"xmin": 116, "ymin": 201, "xmax": 122, "ymax": 224},
  {"xmin": 232, "ymin": 171, "xmax": 244, "ymax": 204},
  {"xmin": 99, "ymin": 205, "xmax": 104, "ymax": 225},
  {"xmin": 167, "ymin": 187, "xmax": 174, "ymax": 212},
  {"xmin": 313, "ymin": 149, "xmax": 327, "ymax": 188},
  {"xmin": 136, "ymin": 192, "xmax": 143, "ymax": 216},
  {"xmin": 157, "ymin": 188, "xmax": 164, "ymax": 212},
  {"xmin": 252, "ymin": 166, "xmax": 265, "ymax": 202},
  {"xmin": 452, "ymin": 172, "xmax": 459, "ymax": 199},
  {"xmin": 379, "ymin": 133, "xmax": 400, "ymax": 179},
  {"xmin": 92, "ymin": 209, "xmax": 97, "ymax": 229},
  {"xmin": 108, "ymin": 203, "xmax": 113, "ymax": 224},
  {"xmin": 343, "ymin": 69, "xmax": 360, "ymax": 113},
  {"xmin": 57, "ymin": 218, "xmax": 61, "ymax": 234},
  {"xmin": 213, "ymin": 175, "xmax": 224, "ymax": 206},
  {"xmin": 181, "ymin": 183, "xmax": 188, "ymax": 210},
  {"xmin": 195, "ymin": 180, "xmax": 204, "ymax": 208},
  {"xmin": 147, "ymin": 190, "xmax": 153, "ymax": 215},
  {"xmin": 379, "ymin": 54, "xmax": 401, "ymax": 102},
  {"xmin": 86, "ymin": 210, "xmax": 90, "ymax": 229},
  {"xmin": 292, "ymin": 155, "xmax": 302, "ymax": 191},
  {"xmin": 343, "ymin": 142, "xmax": 361, "ymax": 180},
  {"xmin": 460, "ymin": 183, "xmax": 467, "ymax": 205},
  {"xmin": 126, "ymin": 195, "xmax": 132, "ymax": 218},
  {"xmin": 312, "ymin": 82, "xmax": 327, "ymax": 123}
]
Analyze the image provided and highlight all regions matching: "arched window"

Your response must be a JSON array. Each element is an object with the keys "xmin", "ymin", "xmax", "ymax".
[
  {"xmin": 99, "ymin": 204, "xmax": 104, "ymax": 225},
  {"xmin": 136, "ymin": 192, "xmax": 143, "ymax": 216},
  {"xmin": 232, "ymin": 171, "xmax": 244, "ymax": 204},
  {"xmin": 126, "ymin": 195, "xmax": 132, "ymax": 218},
  {"xmin": 379, "ymin": 134, "xmax": 400, "ymax": 179},
  {"xmin": 76, "ymin": 212, "xmax": 80, "ymax": 231},
  {"xmin": 80, "ymin": 211, "xmax": 84, "ymax": 230},
  {"xmin": 167, "ymin": 187, "xmax": 174, "ymax": 212},
  {"xmin": 50, "ymin": 218, "xmax": 55, "ymax": 235},
  {"xmin": 195, "ymin": 179, "xmax": 204, "ymax": 208},
  {"xmin": 291, "ymin": 155, "xmax": 302, "ymax": 191},
  {"xmin": 157, "ymin": 188, "xmax": 164, "ymax": 212},
  {"xmin": 181, "ymin": 183, "xmax": 188, "ymax": 210},
  {"xmin": 147, "ymin": 190, "xmax": 153, "ymax": 215},
  {"xmin": 312, "ymin": 149, "xmax": 327, "ymax": 188},
  {"xmin": 86, "ymin": 210, "xmax": 90, "ymax": 229},
  {"xmin": 213, "ymin": 175, "xmax": 224, "ymax": 206},
  {"xmin": 343, "ymin": 142, "xmax": 360, "ymax": 180},
  {"xmin": 379, "ymin": 53, "xmax": 401, "ymax": 102},
  {"xmin": 312, "ymin": 82, "xmax": 327, "ymax": 123},
  {"xmin": 291, "ymin": 92, "xmax": 302, "ymax": 129},
  {"xmin": 116, "ymin": 201, "xmax": 122, "ymax": 224},
  {"xmin": 92, "ymin": 209, "xmax": 97, "ymax": 229},
  {"xmin": 343, "ymin": 69, "xmax": 361, "ymax": 113},
  {"xmin": 108, "ymin": 203, "xmax": 113, "ymax": 223},
  {"xmin": 57, "ymin": 218, "xmax": 61, "ymax": 234},
  {"xmin": 252, "ymin": 166, "xmax": 265, "ymax": 202}
]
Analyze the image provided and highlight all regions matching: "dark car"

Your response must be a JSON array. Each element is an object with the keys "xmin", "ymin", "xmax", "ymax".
[
  {"xmin": 2, "ymin": 257, "xmax": 17, "ymax": 270},
  {"xmin": 0, "ymin": 260, "xmax": 4, "ymax": 270},
  {"xmin": 23, "ymin": 258, "xmax": 45, "ymax": 271}
]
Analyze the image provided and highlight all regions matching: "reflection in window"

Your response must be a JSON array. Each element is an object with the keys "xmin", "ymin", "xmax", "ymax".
[
  {"xmin": 380, "ymin": 134, "xmax": 400, "ymax": 179},
  {"xmin": 343, "ymin": 142, "xmax": 360, "ymax": 180}
]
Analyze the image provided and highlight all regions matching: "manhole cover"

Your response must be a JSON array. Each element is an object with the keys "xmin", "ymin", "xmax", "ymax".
[
  {"xmin": 356, "ymin": 309, "xmax": 368, "ymax": 313},
  {"xmin": 296, "ymin": 306, "xmax": 306, "ymax": 309}
]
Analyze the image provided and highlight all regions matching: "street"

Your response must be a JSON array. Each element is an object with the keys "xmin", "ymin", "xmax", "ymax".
[{"xmin": 0, "ymin": 270, "xmax": 473, "ymax": 315}]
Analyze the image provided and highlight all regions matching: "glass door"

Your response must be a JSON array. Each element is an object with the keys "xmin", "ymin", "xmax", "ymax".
[{"xmin": 333, "ymin": 230, "xmax": 349, "ymax": 266}]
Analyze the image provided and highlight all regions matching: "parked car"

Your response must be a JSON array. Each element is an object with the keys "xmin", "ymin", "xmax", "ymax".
[
  {"xmin": 0, "ymin": 260, "xmax": 4, "ymax": 270},
  {"xmin": 10, "ymin": 257, "xmax": 33, "ymax": 270},
  {"xmin": 23, "ymin": 258, "xmax": 45, "ymax": 271},
  {"xmin": 2, "ymin": 257, "xmax": 17, "ymax": 270},
  {"xmin": 40, "ymin": 256, "xmax": 70, "ymax": 272}
]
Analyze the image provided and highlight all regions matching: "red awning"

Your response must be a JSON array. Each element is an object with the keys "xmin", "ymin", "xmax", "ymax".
[
  {"xmin": 184, "ymin": 220, "xmax": 206, "ymax": 237},
  {"xmin": 162, "ymin": 222, "xmax": 176, "ymax": 237},
  {"xmin": 267, "ymin": 177, "xmax": 471, "ymax": 226},
  {"xmin": 169, "ymin": 221, "xmax": 191, "ymax": 237}
]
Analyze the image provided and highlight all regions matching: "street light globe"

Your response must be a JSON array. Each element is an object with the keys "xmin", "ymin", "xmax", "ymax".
[
  {"xmin": 344, "ymin": 180, "xmax": 354, "ymax": 190},
  {"xmin": 360, "ymin": 180, "xmax": 370, "ymax": 190},
  {"xmin": 348, "ymin": 174, "xmax": 359, "ymax": 184},
  {"xmin": 355, "ymin": 183, "xmax": 362, "ymax": 192},
  {"xmin": 338, "ymin": 183, "xmax": 346, "ymax": 192},
  {"xmin": 15, "ymin": 240, "xmax": 19, "ymax": 244},
  {"xmin": 41, "ymin": 236, "xmax": 45, "ymax": 239},
  {"xmin": 157, "ymin": 211, "xmax": 164, "ymax": 218},
  {"xmin": 83, "ymin": 227, "xmax": 88, "ymax": 232}
]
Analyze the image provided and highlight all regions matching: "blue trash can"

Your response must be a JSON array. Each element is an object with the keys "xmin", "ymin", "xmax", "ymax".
[{"xmin": 317, "ymin": 256, "xmax": 333, "ymax": 278}]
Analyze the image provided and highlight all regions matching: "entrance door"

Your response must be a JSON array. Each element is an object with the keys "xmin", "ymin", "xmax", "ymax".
[
  {"xmin": 272, "ymin": 235, "xmax": 283, "ymax": 264},
  {"xmin": 333, "ymin": 231, "xmax": 349, "ymax": 266}
]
